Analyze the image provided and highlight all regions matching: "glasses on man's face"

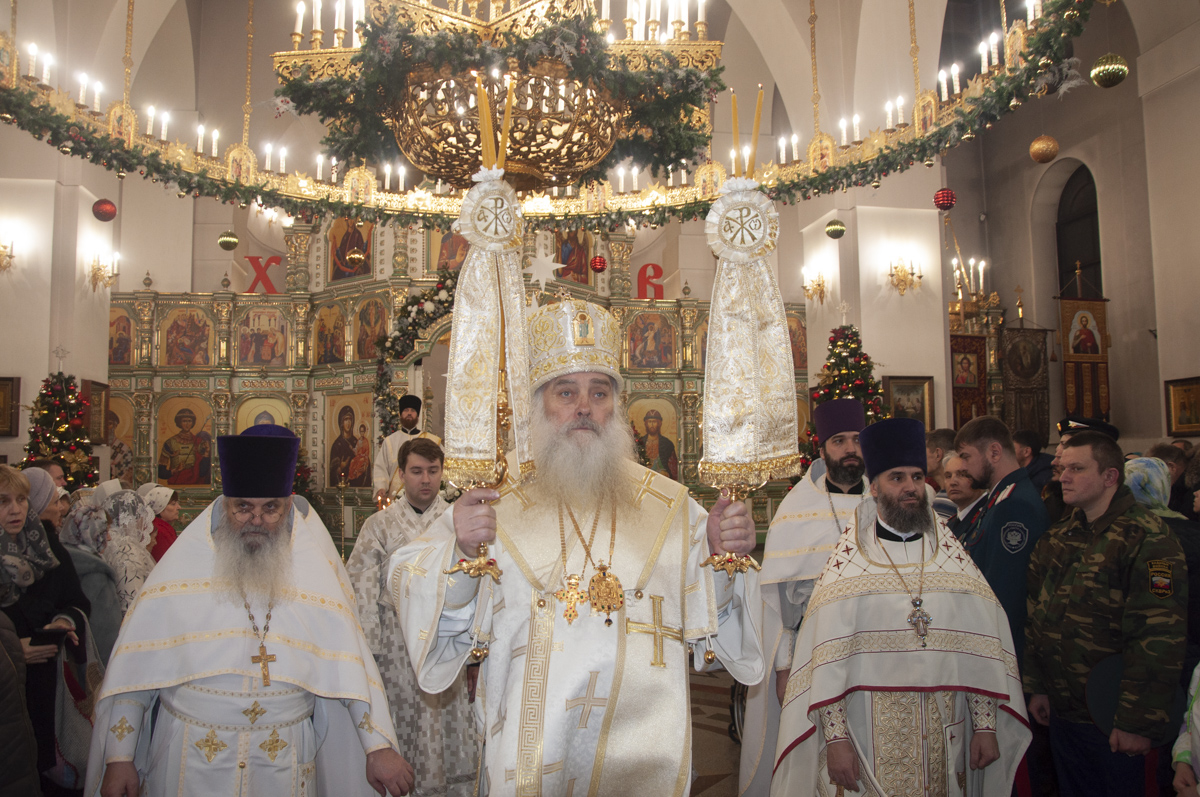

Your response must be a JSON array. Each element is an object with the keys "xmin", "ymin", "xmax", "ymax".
[{"xmin": 231, "ymin": 503, "xmax": 284, "ymax": 523}]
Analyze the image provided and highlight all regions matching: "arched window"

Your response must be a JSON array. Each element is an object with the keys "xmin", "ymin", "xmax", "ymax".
[{"xmin": 1056, "ymin": 165, "xmax": 1102, "ymax": 299}]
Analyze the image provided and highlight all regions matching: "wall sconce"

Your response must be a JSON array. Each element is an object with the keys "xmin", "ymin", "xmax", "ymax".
[
  {"xmin": 803, "ymin": 267, "xmax": 828, "ymax": 305},
  {"xmin": 887, "ymin": 258, "xmax": 922, "ymax": 296},
  {"xmin": 0, "ymin": 239, "xmax": 14, "ymax": 274},
  {"xmin": 88, "ymin": 252, "xmax": 120, "ymax": 292}
]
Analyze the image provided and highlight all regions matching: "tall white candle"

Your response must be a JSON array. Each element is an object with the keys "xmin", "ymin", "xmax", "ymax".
[
  {"xmin": 939, "ymin": 70, "xmax": 948, "ymax": 101},
  {"xmin": 967, "ymin": 258, "xmax": 976, "ymax": 293},
  {"xmin": 160, "ymin": 112, "xmax": 169, "ymax": 141},
  {"xmin": 778, "ymin": 137, "xmax": 786, "ymax": 163},
  {"xmin": 92, "ymin": 82, "xmax": 102, "ymax": 113},
  {"xmin": 896, "ymin": 96, "xmax": 905, "ymax": 125},
  {"xmin": 295, "ymin": 2, "xmax": 306, "ymax": 34},
  {"xmin": 990, "ymin": 33, "xmax": 1000, "ymax": 68},
  {"xmin": 1026, "ymin": 0, "xmax": 1034, "ymax": 22},
  {"xmin": 264, "ymin": 142, "xmax": 273, "ymax": 171},
  {"xmin": 278, "ymin": 147, "xmax": 287, "ymax": 173},
  {"xmin": 885, "ymin": 101, "xmax": 893, "ymax": 129},
  {"xmin": 196, "ymin": 124, "xmax": 205, "ymax": 152},
  {"xmin": 384, "ymin": 163, "xmax": 391, "ymax": 190},
  {"xmin": 78, "ymin": 73, "xmax": 88, "ymax": 104},
  {"xmin": 979, "ymin": 42, "xmax": 988, "ymax": 74},
  {"xmin": 618, "ymin": 166, "xmax": 625, "ymax": 193},
  {"xmin": 41, "ymin": 54, "xmax": 52, "ymax": 86},
  {"xmin": 951, "ymin": 63, "xmax": 961, "ymax": 94},
  {"xmin": 697, "ymin": 0, "xmax": 705, "ymax": 23},
  {"xmin": 351, "ymin": 0, "xmax": 361, "ymax": 47},
  {"xmin": 602, "ymin": 0, "xmax": 611, "ymax": 20},
  {"xmin": 680, "ymin": 159, "xmax": 687, "ymax": 185},
  {"xmin": 313, "ymin": 0, "xmax": 322, "ymax": 31},
  {"xmin": 682, "ymin": 0, "xmax": 689, "ymax": 31},
  {"xmin": 791, "ymin": 133, "xmax": 799, "ymax": 161},
  {"xmin": 978, "ymin": 260, "xmax": 986, "ymax": 292},
  {"xmin": 334, "ymin": 0, "xmax": 344, "ymax": 31},
  {"xmin": 210, "ymin": 128, "xmax": 219, "ymax": 157},
  {"xmin": 398, "ymin": 165, "xmax": 405, "ymax": 191},
  {"xmin": 26, "ymin": 44, "xmax": 36, "ymax": 78},
  {"xmin": 316, "ymin": 153, "xmax": 324, "ymax": 181},
  {"xmin": 839, "ymin": 118, "xmax": 847, "ymax": 146},
  {"xmin": 1033, "ymin": 1, "xmax": 1042, "ymax": 18},
  {"xmin": 852, "ymin": 113, "xmax": 861, "ymax": 141},
  {"xmin": 632, "ymin": 165, "xmax": 639, "ymax": 191},
  {"xmin": 651, "ymin": 0, "xmax": 660, "ymax": 24},
  {"xmin": 330, "ymin": 156, "xmax": 338, "ymax": 183},
  {"xmin": 145, "ymin": 106, "xmax": 155, "ymax": 135}
]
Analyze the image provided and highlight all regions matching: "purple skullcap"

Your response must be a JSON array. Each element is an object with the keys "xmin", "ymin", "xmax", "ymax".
[
  {"xmin": 217, "ymin": 424, "xmax": 300, "ymax": 498},
  {"xmin": 859, "ymin": 417, "xmax": 928, "ymax": 481},
  {"xmin": 813, "ymin": 398, "xmax": 866, "ymax": 444}
]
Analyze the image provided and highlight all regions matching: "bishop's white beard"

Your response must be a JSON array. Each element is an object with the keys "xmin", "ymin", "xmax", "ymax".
[
  {"xmin": 212, "ymin": 502, "xmax": 294, "ymax": 603},
  {"xmin": 530, "ymin": 393, "xmax": 635, "ymax": 512}
]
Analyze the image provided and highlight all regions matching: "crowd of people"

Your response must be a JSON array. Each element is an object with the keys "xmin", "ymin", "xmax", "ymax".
[{"xmin": 4, "ymin": 301, "xmax": 1200, "ymax": 797}]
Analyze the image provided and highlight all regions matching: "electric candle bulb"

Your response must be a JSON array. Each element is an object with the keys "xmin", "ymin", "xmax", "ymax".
[
  {"xmin": 398, "ymin": 165, "xmax": 405, "ymax": 191},
  {"xmin": 295, "ymin": 2, "xmax": 306, "ymax": 34},
  {"xmin": 146, "ymin": 106, "xmax": 155, "ymax": 136},
  {"xmin": 939, "ymin": 70, "xmax": 948, "ymax": 101},
  {"xmin": 26, "ymin": 44, "xmax": 36, "ymax": 78},
  {"xmin": 896, "ymin": 96, "xmax": 905, "ymax": 125},
  {"xmin": 384, "ymin": 162, "xmax": 391, "ymax": 190},
  {"xmin": 697, "ymin": 0, "xmax": 705, "ymax": 23},
  {"xmin": 278, "ymin": 147, "xmax": 287, "ymax": 173},
  {"xmin": 839, "ymin": 118, "xmax": 847, "ymax": 146},
  {"xmin": 41, "ymin": 54, "xmax": 52, "ymax": 86},
  {"xmin": 779, "ymin": 137, "xmax": 786, "ymax": 163},
  {"xmin": 990, "ymin": 32, "xmax": 1000, "ymax": 68},
  {"xmin": 852, "ymin": 114, "xmax": 861, "ymax": 142},
  {"xmin": 210, "ymin": 129, "xmax": 219, "ymax": 158},
  {"xmin": 885, "ymin": 101, "xmax": 893, "ymax": 129},
  {"xmin": 334, "ymin": 0, "xmax": 344, "ymax": 31},
  {"xmin": 680, "ymin": 158, "xmax": 688, "ymax": 185},
  {"xmin": 92, "ymin": 82, "xmax": 102, "ymax": 113},
  {"xmin": 196, "ymin": 124, "xmax": 205, "ymax": 153},
  {"xmin": 264, "ymin": 142, "xmax": 273, "ymax": 171},
  {"xmin": 632, "ymin": 165, "xmax": 639, "ymax": 191},
  {"xmin": 951, "ymin": 63, "xmax": 960, "ymax": 94},
  {"xmin": 791, "ymin": 133, "xmax": 799, "ymax": 161},
  {"xmin": 979, "ymin": 42, "xmax": 989, "ymax": 74},
  {"xmin": 618, "ymin": 165, "xmax": 626, "ymax": 193},
  {"xmin": 742, "ymin": 145, "xmax": 750, "ymax": 172},
  {"xmin": 160, "ymin": 112, "xmax": 169, "ymax": 140},
  {"xmin": 330, "ymin": 156, "xmax": 338, "ymax": 183},
  {"xmin": 313, "ymin": 0, "xmax": 322, "ymax": 31},
  {"xmin": 316, "ymin": 153, "xmax": 324, "ymax": 181},
  {"xmin": 1027, "ymin": 0, "xmax": 1034, "ymax": 22},
  {"xmin": 78, "ymin": 73, "xmax": 88, "ymax": 104}
]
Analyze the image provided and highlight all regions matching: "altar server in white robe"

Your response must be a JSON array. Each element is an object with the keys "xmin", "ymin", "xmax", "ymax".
[
  {"xmin": 739, "ymin": 397, "xmax": 868, "ymax": 795},
  {"xmin": 388, "ymin": 298, "xmax": 766, "ymax": 797},
  {"xmin": 374, "ymin": 395, "xmax": 443, "ymax": 503},
  {"xmin": 347, "ymin": 436, "xmax": 477, "ymax": 797},
  {"xmin": 88, "ymin": 424, "xmax": 415, "ymax": 797},
  {"xmin": 772, "ymin": 418, "xmax": 1031, "ymax": 797}
]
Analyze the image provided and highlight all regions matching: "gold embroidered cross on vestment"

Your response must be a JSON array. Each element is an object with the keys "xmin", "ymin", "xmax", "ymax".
[{"xmin": 625, "ymin": 595, "xmax": 683, "ymax": 668}]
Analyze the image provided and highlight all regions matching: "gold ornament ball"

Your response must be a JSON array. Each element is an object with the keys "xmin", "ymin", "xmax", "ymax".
[
  {"xmin": 1090, "ymin": 53, "xmax": 1129, "ymax": 89},
  {"xmin": 217, "ymin": 230, "xmax": 240, "ymax": 251},
  {"xmin": 1029, "ymin": 135, "xmax": 1059, "ymax": 164},
  {"xmin": 704, "ymin": 650, "xmax": 717, "ymax": 664},
  {"xmin": 825, "ymin": 219, "xmax": 846, "ymax": 239},
  {"xmin": 345, "ymin": 247, "xmax": 366, "ymax": 268}
]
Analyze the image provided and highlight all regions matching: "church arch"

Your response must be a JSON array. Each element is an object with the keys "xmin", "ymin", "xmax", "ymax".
[{"xmin": 1055, "ymin": 165, "xmax": 1103, "ymax": 300}]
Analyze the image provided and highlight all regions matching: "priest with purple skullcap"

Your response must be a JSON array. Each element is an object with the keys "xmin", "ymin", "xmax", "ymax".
[
  {"xmin": 771, "ymin": 417, "xmax": 1031, "ymax": 796},
  {"xmin": 741, "ymin": 398, "xmax": 869, "ymax": 794},
  {"xmin": 87, "ymin": 425, "xmax": 415, "ymax": 797}
]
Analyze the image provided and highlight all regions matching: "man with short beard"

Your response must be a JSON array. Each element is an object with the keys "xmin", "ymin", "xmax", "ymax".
[
  {"xmin": 954, "ymin": 415, "xmax": 1049, "ymax": 665},
  {"xmin": 388, "ymin": 298, "xmax": 765, "ymax": 796},
  {"xmin": 87, "ymin": 425, "xmax": 415, "ymax": 797},
  {"xmin": 772, "ymin": 418, "xmax": 1031, "ymax": 796},
  {"xmin": 740, "ymin": 398, "xmax": 867, "ymax": 796}
]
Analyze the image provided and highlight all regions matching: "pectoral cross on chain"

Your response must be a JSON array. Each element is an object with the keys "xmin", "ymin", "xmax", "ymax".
[
  {"xmin": 252, "ymin": 642, "xmax": 277, "ymax": 685},
  {"xmin": 907, "ymin": 598, "xmax": 933, "ymax": 648}
]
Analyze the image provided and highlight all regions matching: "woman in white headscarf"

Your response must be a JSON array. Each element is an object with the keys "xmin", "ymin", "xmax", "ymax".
[
  {"xmin": 101, "ymin": 490, "xmax": 157, "ymax": 614},
  {"xmin": 138, "ymin": 482, "xmax": 180, "ymax": 561},
  {"xmin": 59, "ymin": 489, "xmax": 121, "ymax": 663}
]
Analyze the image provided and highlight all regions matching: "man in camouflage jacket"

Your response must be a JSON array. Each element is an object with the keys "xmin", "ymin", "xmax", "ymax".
[{"xmin": 1025, "ymin": 430, "xmax": 1187, "ymax": 797}]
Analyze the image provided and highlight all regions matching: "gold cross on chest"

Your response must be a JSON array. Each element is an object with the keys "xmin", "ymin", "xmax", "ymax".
[
  {"xmin": 625, "ymin": 595, "xmax": 683, "ymax": 668},
  {"xmin": 252, "ymin": 642, "xmax": 276, "ymax": 686},
  {"xmin": 632, "ymin": 471, "xmax": 673, "ymax": 509},
  {"xmin": 399, "ymin": 548, "xmax": 434, "ymax": 597},
  {"xmin": 565, "ymin": 671, "xmax": 608, "ymax": 728},
  {"xmin": 554, "ymin": 575, "xmax": 589, "ymax": 624}
]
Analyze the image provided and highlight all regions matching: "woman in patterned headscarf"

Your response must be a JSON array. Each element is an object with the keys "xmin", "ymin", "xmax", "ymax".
[
  {"xmin": 101, "ymin": 490, "xmax": 158, "ymax": 615},
  {"xmin": 60, "ymin": 488, "xmax": 121, "ymax": 663}
]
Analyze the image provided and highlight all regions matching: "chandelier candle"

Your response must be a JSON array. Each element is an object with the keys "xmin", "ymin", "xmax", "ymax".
[
  {"xmin": 26, "ymin": 44, "xmax": 36, "ymax": 78},
  {"xmin": 278, "ymin": 147, "xmax": 286, "ymax": 173},
  {"xmin": 41, "ymin": 55, "xmax": 52, "ymax": 87},
  {"xmin": 885, "ymin": 101, "xmax": 893, "ymax": 130},
  {"xmin": 951, "ymin": 63, "xmax": 960, "ymax": 94},
  {"xmin": 160, "ymin": 112, "xmax": 169, "ymax": 141},
  {"xmin": 896, "ymin": 96, "xmax": 905, "ymax": 126},
  {"xmin": 990, "ymin": 32, "xmax": 1000, "ymax": 69},
  {"xmin": 146, "ymin": 107, "xmax": 155, "ymax": 136},
  {"xmin": 211, "ymin": 129, "xmax": 219, "ymax": 158},
  {"xmin": 93, "ymin": 83, "xmax": 102, "ymax": 113},
  {"xmin": 791, "ymin": 133, "xmax": 799, "ymax": 161},
  {"xmin": 264, "ymin": 143, "xmax": 273, "ymax": 172},
  {"xmin": 295, "ymin": 2, "xmax": 305, "ymax": 35},
  {"xmin": 979, "ymin": 42, "xmax": 988, "ymax": 74},
  {"xmin": 839, "ymin": 118, "xmax": 847, "ymax": 147},
  {"xmin": 939, "ymin": 70, "xmax": 948, "ymax": 101},
  {"xmin": 78, "ymin": 73, "xmax": 88, "ymax": 105}
]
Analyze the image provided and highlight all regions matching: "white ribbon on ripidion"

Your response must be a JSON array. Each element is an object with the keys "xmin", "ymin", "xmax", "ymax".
[
  {"xmin": 699, "ymin": 180, "xmax": 802, "ymax": 486},
  {"xmin": 442, "ymin": 169, "xmax": 534, "ymax": 486}
]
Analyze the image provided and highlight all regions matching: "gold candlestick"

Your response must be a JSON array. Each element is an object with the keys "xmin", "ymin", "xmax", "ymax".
[
  {"xmin": 597, "ymin": 17, "xmax": 612, "ymax": 34},
  {"xmin": 290, "ymin": 31, "xmax": 304, "ymax": 49},
  {"xmin": 647, "ymin": 19, "xmax": 660, "ymax": 39},
  {"xmin": 333, "ymin": 27, "xmax": 346, "ymax": 47},
  {"xmin": 672, "ymin": 19, "xmax": 683, "ymax": 40},
  {"xmin": 310, "ymin": 28, "xmax": 324, "ymax": 49},
  {"xmin": 695, "ymin": 20, "xmax": 708, "ymax": 40},
  {"xmin": 623, "ymin": 17, "xmax": 634, "ymax": 38}
]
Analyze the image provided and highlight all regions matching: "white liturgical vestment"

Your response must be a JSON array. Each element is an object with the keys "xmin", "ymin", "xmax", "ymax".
[
  {"xmin": 740, "ymin": 469, "xmax": 868, "ymax": 795},
  {"xmin": 84, "ymin": 498, "xmax": 400, "ymax": 797},
  {"xmin": 771, "ymin": 501, "xmax": 1031, "ymax": 797},
  {"xmin": 373, "ymin": 428, "xmax": 443, "ymax": 496},
  {"xmin": 388, "ymin": 462, "xmax": 766, "ymax": 796}
]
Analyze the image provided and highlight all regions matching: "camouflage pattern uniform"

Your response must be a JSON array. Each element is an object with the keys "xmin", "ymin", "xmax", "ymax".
[{"xmin": 1024, "ymin": 485, "xmax": 1187, "ymax": 738}]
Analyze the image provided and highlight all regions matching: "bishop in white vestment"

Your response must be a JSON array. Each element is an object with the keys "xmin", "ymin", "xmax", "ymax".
[
  {"xmin": 87, "ymin": 425, "xmax": 414, "ymax": 797},
  {"xmin": 772, "ymin": 418, "xmax": 1031, "ymax": 797},
  {"xmin": 740, "ymin": 398, "xmax": 868, "ymax": 795},
  {"xmin": 389, "ymin": 299, "xmax": 766, "ymax": 797},
  {"xmin": 348, "ymin": 437, "xmax": 478, "ymax": 796}
]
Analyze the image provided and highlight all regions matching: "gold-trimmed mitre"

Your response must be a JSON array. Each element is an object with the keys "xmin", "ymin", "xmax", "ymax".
[
  {"xmin": 698, "ymin": 177, "xmax": 802, "ymax": 487},
  {"xmin": 528, "ymin": 297, "xmax": 624, "ymax": 393}
]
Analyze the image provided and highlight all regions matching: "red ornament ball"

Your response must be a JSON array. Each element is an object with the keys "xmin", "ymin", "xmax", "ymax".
[
  {"xmin": 92, "ymin": 198, "xmax": 117, "ymax": 222},
  {"xmin": 69, "ymin": 418, "xmax": 83, "ymax": 429},
  {"xmin": 589, "ymin": 255, "xmax": 608, "ymax": 274},
  {"xmin": 933, "ymin": 188, "xmax": 957, "ymax": 211}
]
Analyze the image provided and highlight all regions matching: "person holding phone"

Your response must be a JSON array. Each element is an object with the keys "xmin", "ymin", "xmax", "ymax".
[{"xmin": 0, "ymin": 464, "xmax": 91, "ymax": 794}]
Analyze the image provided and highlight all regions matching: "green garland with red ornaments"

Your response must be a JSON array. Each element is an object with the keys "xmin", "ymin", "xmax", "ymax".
[
  {"xmin": 801, "ymin": 326, "xmax": 889, "ymax": 469},
  {"xmin": 21, "ymin": 372, "xmax": 99, "ymax": 490}
]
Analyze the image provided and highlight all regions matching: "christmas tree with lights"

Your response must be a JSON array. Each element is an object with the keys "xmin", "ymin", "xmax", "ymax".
[
  {"xmin": 22, "ymin": 372, "xmax": 98, "ymax": 490},
  {"xmin": 802, "ymin": 325, "xmax": 888, "ymax": 468}
]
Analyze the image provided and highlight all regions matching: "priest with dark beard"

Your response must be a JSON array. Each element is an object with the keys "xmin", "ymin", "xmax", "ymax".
[
  {"xmin": 87, "ymin": 425, "xmax": 415, "ymax": 797},
  {"xmin": 772, "ymin": 418, "xmax": 1031, "ymax": 797}
]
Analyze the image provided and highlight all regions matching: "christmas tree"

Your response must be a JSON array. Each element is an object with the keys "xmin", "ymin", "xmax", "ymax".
[
  {"xmin": 22, "ymin": 372, "xmax": 99, "ymax": 490},
  {"xmin": 802, "ymin": 325, "xmax": 889, "ymax": 468}
]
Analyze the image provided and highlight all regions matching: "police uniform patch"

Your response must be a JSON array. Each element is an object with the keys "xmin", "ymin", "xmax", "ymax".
[
  {"xmin": 1000, "ymin": 521, "xmax": 1029, "ymax": 553},
  {"xmin": 1149, "ymin": 560, "xmax": 1174, "ymax": 598}
]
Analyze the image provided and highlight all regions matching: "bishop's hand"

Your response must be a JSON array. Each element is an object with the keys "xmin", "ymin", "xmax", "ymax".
[
  {"xmin": 366, "ymin": 748, "xmax": 415, "ymax": 796},
  {"xmin": 100, "ymin": 761, "xmax": 140, "ymax": 797},
  {"xmin": 452, "ymin": 487, "xmax": 499, "ymax": 557},
  {"xmin": 706, "ymin": 495, "xmax": 756, "ymax": 557}
]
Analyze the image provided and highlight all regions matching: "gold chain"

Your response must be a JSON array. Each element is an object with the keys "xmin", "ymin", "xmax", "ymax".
[
  {"xmin": 559, "ymin": 502, "xmax": 601, "ymax": 578},
  {"xmin": 877, "ymin": 532, "xmax": 927, "ymax": 605},
  {"xmin": 243, "ymin": 597, "xmax": 274, "ymax": 644}
]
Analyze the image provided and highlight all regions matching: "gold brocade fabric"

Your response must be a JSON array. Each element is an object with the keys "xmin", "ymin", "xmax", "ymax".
[
  {"xmin": 527, "ymin": 298, "xmax": 623, "ymax": 392},
  {"xmin": 699, "ymin": 181, "xmax": 801, "ymax": 486},
  {"xmin": 442, "ymin": 172, "xmax": 534, "ymax": 486}
]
